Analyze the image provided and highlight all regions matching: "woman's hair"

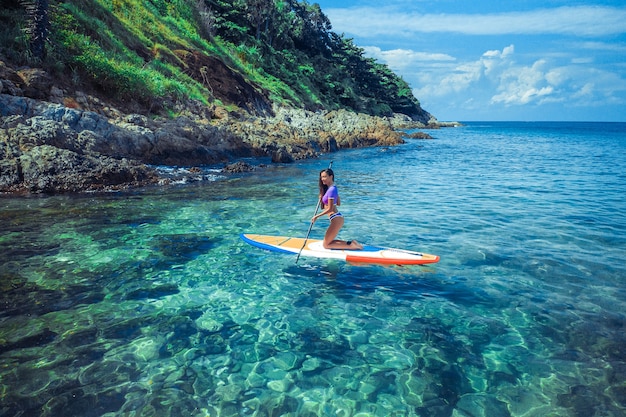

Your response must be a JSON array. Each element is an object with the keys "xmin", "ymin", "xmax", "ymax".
[{"xmin": 319, "ymin": 168, "xmax": 334, "ymax": 205}]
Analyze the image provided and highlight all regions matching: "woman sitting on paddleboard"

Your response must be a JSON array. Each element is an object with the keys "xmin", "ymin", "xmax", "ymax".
[{"xmin": 311, "ymin": 168, "xmax": 363, "ymax": 250}]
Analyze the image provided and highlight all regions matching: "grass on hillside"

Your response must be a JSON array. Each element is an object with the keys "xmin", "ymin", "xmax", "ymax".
[
  {"xmin": 1, "ymin": 0, "xmax": 422, "ymax": 117},
  {"xmin": 0, "ymin": 0, "xmax": 302, "ymax": 111}
]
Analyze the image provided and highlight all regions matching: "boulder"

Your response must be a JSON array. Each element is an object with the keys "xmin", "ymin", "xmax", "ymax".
[
  {"xmin": 223, "ymin": 161, "xmax": 256, "ymax": 173},
  {"xmin": 405, "ymin": 131, "xmax": 434, "ymax": 139},
  {"xmin": 14, "ymin": 145, "xmax": 158, "ymax": 193},
  {"xmin": 17, "ymin": 68, "xmax": 52, "ymax": 100}
]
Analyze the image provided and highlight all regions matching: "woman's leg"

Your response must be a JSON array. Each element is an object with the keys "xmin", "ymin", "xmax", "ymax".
[
  {"xmin": 323, "ymin": 217, "xmax": 363, "ymax": 249},
  {"xmin": 324, "ymin": 216, "xmax": 343, "ymax": 247}
]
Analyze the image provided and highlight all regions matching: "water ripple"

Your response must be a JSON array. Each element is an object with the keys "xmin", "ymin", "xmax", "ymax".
[{"xmin": 1, "ymin": 122, "xmax": 625, "ymax": 416}]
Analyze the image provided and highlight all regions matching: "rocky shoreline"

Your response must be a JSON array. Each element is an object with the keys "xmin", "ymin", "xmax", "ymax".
[{"xmin": 1, "ymin": 65, "xmax": 457, "ymax": 194}]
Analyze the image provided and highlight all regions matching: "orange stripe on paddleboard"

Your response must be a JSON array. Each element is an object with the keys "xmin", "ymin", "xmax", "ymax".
[{"xmin": 345, "ymin": 254, "xmax": 440, "ymax": 265}]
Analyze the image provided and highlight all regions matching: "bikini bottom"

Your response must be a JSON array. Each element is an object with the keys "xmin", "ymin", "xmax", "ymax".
[{"xmin": 329, "ymin": 212, "xmax": 343, "ymax": 220}]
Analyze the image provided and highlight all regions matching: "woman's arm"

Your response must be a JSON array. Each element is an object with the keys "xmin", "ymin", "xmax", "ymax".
[{"xmin": 312, "ymin": 197, "xmax": 335, "ymax": 222}]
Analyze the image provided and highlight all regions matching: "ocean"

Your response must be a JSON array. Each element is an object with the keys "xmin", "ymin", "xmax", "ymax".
[{"xmin": 1, "ymin": 121, "xmax": 625, "ymax": 416}]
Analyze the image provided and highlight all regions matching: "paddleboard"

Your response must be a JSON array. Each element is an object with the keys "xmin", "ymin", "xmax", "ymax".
[{"xmin": 241, "ymin": 234, "xmax": 440, "ymax": 265}]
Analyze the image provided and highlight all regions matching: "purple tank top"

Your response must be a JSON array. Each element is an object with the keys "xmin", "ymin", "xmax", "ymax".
[{"xmin": 322, "ymin": 185, "xmax": 338, "ymax": 205}]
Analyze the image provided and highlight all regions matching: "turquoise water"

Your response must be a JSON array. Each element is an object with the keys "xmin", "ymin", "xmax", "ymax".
[{"xmin": 1, "ymin": 122, "xmax": 625, "ymax": 416}]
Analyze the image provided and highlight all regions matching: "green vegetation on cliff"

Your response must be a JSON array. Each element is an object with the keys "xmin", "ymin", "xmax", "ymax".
[{"xmin": 0, "ymin": 0, "xmax": 427, "ymax": 118}]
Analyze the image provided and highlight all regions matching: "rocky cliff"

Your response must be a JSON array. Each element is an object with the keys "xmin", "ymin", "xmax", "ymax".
[{"xmin": 0, "ymin": 59, "xmax": 437, "ymax": 194}]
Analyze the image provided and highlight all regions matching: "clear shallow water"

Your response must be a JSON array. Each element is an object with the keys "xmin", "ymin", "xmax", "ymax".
[{"xmin": 1, "ymin": 122, "xmax": 625, "ymax": 417}]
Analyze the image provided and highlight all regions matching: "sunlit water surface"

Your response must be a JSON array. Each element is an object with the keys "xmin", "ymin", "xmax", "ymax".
[{"xmin": 1, "ymin": 122, "xmax": 625, "ymax": 416}]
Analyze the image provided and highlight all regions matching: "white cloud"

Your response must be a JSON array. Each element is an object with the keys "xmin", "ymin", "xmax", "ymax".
[
  {"xmin": 361, "ymin": 37, "xmax": 626, "ymax": 119},
  {"xmin": 571, "ymin": 57, "xmax": 594, "ymax": 64},
  {"xmin": 572, "ymin": 83, "xmax": 595, "ymax": 99},
  {"xmin": 493, "ymin": 86, "xmax": 555, "ymax": 105},
  {"xmin": 326, "ymin": 6, "xmax": 626, "ymax": 37},
  {"xmin": 575, "ymin": 41, "xmax": 626, "ymax": 52},
  {"xmin": 545, "ymin": 67, "xmax": 568, "ymax": 86},
  {"xmin": 363, "ymin": 46, "xmax": 455, "ymax": 71},
  {"xmin": 492, "ymin": 60, "xmax": 559, "ymax": 105},
  {"xmin": 481, "ymin": 44, "xmax": 514, "ymax": 75},
  {"xmin": 364, "ymin": 46, "xmax": 454, "ymax": 63},
  {"xmin": 405, "ymin": 42, "xmax": 626, "ymax": 111},
  {"xmin": 412, "ymin": 59, "xmax": 485, "ymax": 99},
  {"xmin": 404, "ymin": 45, "xmax": 560, "ymax": 107},
  {"xmin": 481, "ymin": 46, "xmax": 514, "ymax": 61},
  {"xmin": 482, "ymin": 50, "xmax": 500, "ymax": 58},
  {"xmin": 408, "ymin": 45, "xmax": 510, "ymax": 101}
]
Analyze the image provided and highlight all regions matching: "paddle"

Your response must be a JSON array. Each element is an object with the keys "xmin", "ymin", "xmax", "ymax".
[{"xmin": 296, "ymin": 160, "xmax": 333, "ymax": 263}]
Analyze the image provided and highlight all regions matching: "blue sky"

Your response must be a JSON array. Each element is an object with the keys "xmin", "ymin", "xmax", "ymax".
[{"xmin": 314, "ymin": 0, "xmax": 626, "ymax": 122}]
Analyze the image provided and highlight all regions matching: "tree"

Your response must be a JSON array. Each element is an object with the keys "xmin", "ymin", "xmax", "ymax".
[
  {"xmin": 291, "ymin": 1, "xmax": 331, "ymax": 52},
  {"xmin": 196, "ymin": 0, "xmax": 217, "ymax": 39},
  {"xmin": 203, "ymin": 0, "xmax": 250, "ymax": 42},
  {"xmin": 20, "ymin": 0, "xmax": 49, "ymax": 60},
  {"xmin": 246, "ymin": 0, "xmax": 273, "ymax": 40}
]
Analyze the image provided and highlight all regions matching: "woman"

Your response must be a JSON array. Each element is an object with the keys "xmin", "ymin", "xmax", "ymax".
[{"xmin": 311, "ymin": 168, "xmax": 363, "ymax": 250}]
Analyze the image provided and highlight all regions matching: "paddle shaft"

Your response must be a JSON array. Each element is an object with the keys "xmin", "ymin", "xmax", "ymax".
[{"xmin": 296, "ymin": 161, "xmax": 333, "ymax": 263}]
